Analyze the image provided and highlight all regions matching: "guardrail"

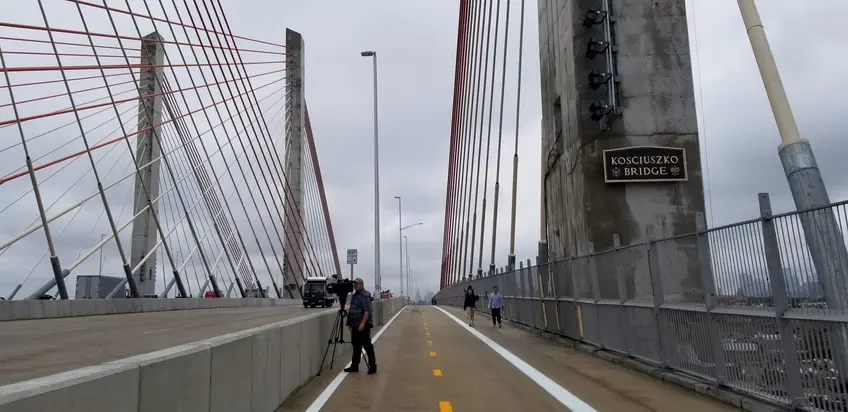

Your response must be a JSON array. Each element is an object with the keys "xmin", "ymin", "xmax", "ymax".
[
  {"xmin": 0, "ymin": 298, "xmax": 408, "ymax": 411},
  {"xmin": 437, "ymin": 194, "xmax": 848, "ymax": 411},
  {"xmin": 0, "ymin": 297, "xmax": 302, "ymax": 322}
]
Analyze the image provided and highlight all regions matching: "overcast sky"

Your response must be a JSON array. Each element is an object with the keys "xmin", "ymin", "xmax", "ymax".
[{"xmin": 1, "ymin": 0, "xmax": 847, "ymax": 300}]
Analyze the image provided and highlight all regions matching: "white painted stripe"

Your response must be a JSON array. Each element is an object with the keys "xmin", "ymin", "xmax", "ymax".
[
  {"xmin": 304, "ymin": 306, "xmax": 408, "ymax": 412},
  {"xmin": 142, "ymin": 327, "xmax": 174, "ymax": 335},
  {"xmin": 435, "ymin": 306, "xmax": 598, "ymax": 412}
]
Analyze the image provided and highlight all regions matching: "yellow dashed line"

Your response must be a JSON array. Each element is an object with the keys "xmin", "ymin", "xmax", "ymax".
[
  {"xmin": 427, "ymin": 340, "xmax": 433, "ymax": 345},
  {"xmin": 426, "ymin": 332, "xmax": 431, "ymax": 336},
  {"xmin": 429, "ymin": 351, "xmax": 437, "ymax": 357},
  {"xmin": 433, "ymin": 369, "xmax": 442, "ymax": 376},
  {"xmin": 439, "ymin": 401, "xmax": 453, "ymax": 412}
]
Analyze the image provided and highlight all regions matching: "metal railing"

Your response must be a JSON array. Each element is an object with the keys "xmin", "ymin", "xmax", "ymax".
[{"xmin": 436, "ymin": 193, "xmax": 848, "ymax": 411}]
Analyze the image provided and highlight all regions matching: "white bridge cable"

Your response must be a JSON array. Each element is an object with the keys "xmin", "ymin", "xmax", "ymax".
[
  {"xmin": 207, "ymin": 0, "xmax": 336, "ymax": 293},
  {"xmin": 476, "ymin": 0, "xmax": 505, "ymax": 276},
  {"xmin": 181, "ymin": 1, "xmax": 294, "ymax": 297},
  {"xmin": 300, "ymin": 139, "xmax": 333, "ymax": 277},
  {"xmin": 11, "ymin": 81, "xmax": 286, "ymax": 298},
  {"xmin": 0, "ymin": 2, "xmax": 332, "ymax": 299},
  {"xmin": 0, "ymin": 83, "xmax": 284, "ymax": 278},
  {"xmin": 151, "ymin": 0, "xmax": 322, "ymax": 297}
]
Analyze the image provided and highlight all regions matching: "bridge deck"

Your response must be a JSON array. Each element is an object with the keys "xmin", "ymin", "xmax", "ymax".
[
  {"xmin": 283, "ymin": 305, "xmax": 733, "ymax": 412},
  {"xmin": 0, "ymin": 304, "xmax": 328, "ymax": 386}
]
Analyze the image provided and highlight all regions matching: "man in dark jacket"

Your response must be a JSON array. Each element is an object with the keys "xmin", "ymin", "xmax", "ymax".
[{"xmin": 344, "ymin": 278, "xmax": 377, "ymax": 374}]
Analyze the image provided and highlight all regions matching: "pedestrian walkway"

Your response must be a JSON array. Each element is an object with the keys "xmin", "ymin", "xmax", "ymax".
[{"xmin": 281, "ymin": 306, "xmax": 735, "ymax": 411}]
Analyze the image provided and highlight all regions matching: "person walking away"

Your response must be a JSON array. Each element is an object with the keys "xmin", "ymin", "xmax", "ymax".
[
  {"xmin": 344, "ymin": 278, "xmax": 377, "ymax": 374},
  {"xmin": 463, "ymin": 286, "xmax": 478, "ymax": 327},
  {"xmin": 489, "ymin": 286, "xmax": 504, "ymax": 328}
]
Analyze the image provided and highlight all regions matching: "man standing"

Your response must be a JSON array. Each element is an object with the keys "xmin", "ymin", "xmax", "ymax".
[
  {"xmin": 489, "ymin": 286, "xmax": 504, "ymax": 328},
  {"xmin": 344, "ymin": 278, "xmax": 377, "ymax": 374}
]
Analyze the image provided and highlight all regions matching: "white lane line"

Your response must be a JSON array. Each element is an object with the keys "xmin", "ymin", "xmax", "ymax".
[
  {"xmin": 305, "ymin": 306, "xmax": 408, "ymax": 412},
  {"xmin": 142, "ymin": 327, "xmax": 174, "ymax": 335},
  {"xmin": 435, "ymin": 306, "xmax": 598, "ymax": 412}
]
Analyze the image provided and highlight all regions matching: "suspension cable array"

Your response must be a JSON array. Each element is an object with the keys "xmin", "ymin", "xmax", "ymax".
[
  {"xmin": 0, "ymin": 0, "xmax": 340, "ymax": 300},
  {"xmin": 440, "ymin": 0, "xmax": 526, "ymax": 289}
]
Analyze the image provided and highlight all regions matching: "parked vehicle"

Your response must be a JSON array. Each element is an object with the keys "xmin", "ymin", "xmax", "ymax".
[{"xmin": 302, "ymin": 276, "xmax": 335, "ymax": 308}]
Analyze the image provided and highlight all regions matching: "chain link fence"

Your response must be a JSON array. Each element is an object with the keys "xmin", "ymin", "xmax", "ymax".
[{"xmin": 436, "ymin": 194, "xmax": 848, "ymax": 411}]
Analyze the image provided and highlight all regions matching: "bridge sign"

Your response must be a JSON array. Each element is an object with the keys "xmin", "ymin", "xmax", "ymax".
[
  {"xmin": 603, "ymin": 146, "xmax": 688, "ymax": 183},
  {"xmin": 346, "ymin": 249, "xmax": 358, "ymax": 265}
]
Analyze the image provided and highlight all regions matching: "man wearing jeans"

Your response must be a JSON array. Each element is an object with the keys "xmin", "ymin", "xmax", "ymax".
[{"xmin": 489, "ymin": 286, "xmax": 504, "ymax": 328}]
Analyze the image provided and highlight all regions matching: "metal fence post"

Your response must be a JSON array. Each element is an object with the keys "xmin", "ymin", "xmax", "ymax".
[
  {"xmin": 646, "ymin": 225, "xmax": 667, "ymax": 366},
  {"xmin": 588, "ymin": 242, "xmax": 604, "ymax": 347},
  {"xmin": 570, "ymin": 254, "xmax": 584, "ymax": 340},
  {"xmin": 613, "ymin": 234, "xmax": 631, "ymax": 355},
  {"xmin": 536, "ymin": 258, "xmax": 549, "ymax": 330},
  {"xmin": 695, "ymin": 212, "xmax": 727, "ymax": 384},
  {"xmin": 758, "ymin": 193, "xmax": 804, "ymax": 406},
  {"xmin": 550, "ymin": 259, "xmax": 562, "ymax": 334}
]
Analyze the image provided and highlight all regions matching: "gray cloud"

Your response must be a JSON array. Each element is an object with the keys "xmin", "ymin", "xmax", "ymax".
[{"xmin": 1, "ymin": 0, "xmax": 847, "ymax": 302}]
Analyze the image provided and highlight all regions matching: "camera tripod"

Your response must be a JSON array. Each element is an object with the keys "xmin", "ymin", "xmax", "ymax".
[{"xmin": 317, "ymin": 307, "xmax": 371, "ymax": 376}]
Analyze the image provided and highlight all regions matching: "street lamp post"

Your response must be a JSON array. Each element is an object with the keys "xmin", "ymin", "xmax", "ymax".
[
  {"xmin": 394, "ymin": 196, "xmax": 403, "ymax": 296},
  {"xmin": 361, "ymin": 50, "xmax": 381, "ymax": 293},
  {"xmin": 403, "ymin": 235, "xmax": 409, "ymax": 299},
  {"xmin": 399, "ymin": 222, "xmax": 422, "ymax": 298}
]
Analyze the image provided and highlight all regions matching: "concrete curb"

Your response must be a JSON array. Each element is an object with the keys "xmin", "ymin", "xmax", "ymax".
[
  {"xmin": 0, "ymin": 298, "xmax": 301, "ymax": 322},
  {"xmin": 0, "ymin": 298, "xmax": 409, "ymax": 412},
  {"xmin": 444, "ymin": 306, "xmax": 790, "ymax": 412}
]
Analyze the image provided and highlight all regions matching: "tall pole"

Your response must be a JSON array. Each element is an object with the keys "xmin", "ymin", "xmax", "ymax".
[
  {"xmin": 404, "ymin": 235, "xmax": 409, "ymax": 299},
  {"xmin": 373, "ymin": 54, "xmax": 381, "ymax": 294},
  {"xmin": 395, "ymin": 196, "xmax": 403, "ymax": 295},
  {"xmin": 738, "ymin": 0, "xmax": 848, "ymax": 379},
  {"xmin": 361, "ymin": 50, "xmax": 381, "ymax": 294}
]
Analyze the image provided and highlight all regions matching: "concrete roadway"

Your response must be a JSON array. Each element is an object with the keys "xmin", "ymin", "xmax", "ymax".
[
  {"xmin": 282, "ymin": 305, "xmax": 735, "ymax": 412},
  {"xmin": 0, "ymin": 304, "xmax": 330, "ymax": 386}
]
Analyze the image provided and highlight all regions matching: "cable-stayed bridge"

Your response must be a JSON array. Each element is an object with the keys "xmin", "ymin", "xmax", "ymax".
[
  {"xmin": 1, "ymin": 1, "xmax": 847, "ymax": 412},
  {"xmin": 0, "ymin": 1, "xmax": 339, "ymax": 301}
]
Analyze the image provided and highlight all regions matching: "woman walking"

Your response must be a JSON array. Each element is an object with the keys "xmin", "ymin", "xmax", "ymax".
[{"xmin": 463, "ymin": 286, "xmax": 479, "ymax": 327}]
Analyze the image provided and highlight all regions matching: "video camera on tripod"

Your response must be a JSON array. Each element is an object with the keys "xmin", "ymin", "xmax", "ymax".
[
  {"xmin": 325, "ymin": 276, "xmax": 353, "ymax": 305},
  {"xmin": 317, "ymin": 275, "xmax": 364, "ymax": 375}
]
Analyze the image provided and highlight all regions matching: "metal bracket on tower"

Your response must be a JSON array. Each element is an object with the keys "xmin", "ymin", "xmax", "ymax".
[{"xmin": 583, "ymin": 1, "xmax": 621, "ymax": 130}]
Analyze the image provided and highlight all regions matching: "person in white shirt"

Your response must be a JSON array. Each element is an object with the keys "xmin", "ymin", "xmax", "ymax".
[{"xmin": 489, "ymin": 286, "xmax": 504, "ymax": 328}]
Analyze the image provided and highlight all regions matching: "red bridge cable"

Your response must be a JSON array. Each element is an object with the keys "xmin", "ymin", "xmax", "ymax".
[
  {"xmin": 0, "ymin": 76, "xmax": 286, "ymax": 185},
  {"xmin": 0, "ymin": 68, "xmax": 285, "ymax": 127},
  {"xmin": 0, "ymin": 59, "xmax": 284, "ymax": 73},
  {"xmin": 0, "ymin": 71, "xmax": 133, "ymax": 90},
  {"xmin": 0, "ymin": 22, "xmax": 281, "ymax": 56},
  {"xmin": 0, "ymin": 35, "xmax": 138, "ymax": 52},
  {"xmin": 446, "ymin": 0, "xmax": 471, "ymax": 287},
  {"xmin": 455, "ymin": 0, "xmax": 481, "ymax": 283},
  {"xmin": 66, "ymin": 0, "xmax": 286, "ymax": 50},
  {"xmin": 0, "ymin": 78, "xmax": 138, "ymax": 109},
  {"xmin": 443, "ymin": 0, "xmax": 470, "ymax": 288},
  {"xmin": 1, "ymin": 50, "xmax": 141, "ymax": 59},
  {"xmin": 448, "ymin": 0, "xmax": 473, "ymax": 286}
]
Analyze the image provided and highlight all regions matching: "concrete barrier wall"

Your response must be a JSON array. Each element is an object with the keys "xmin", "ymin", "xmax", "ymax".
[
  {"xmin": 0, "ymin": 298, "xmax": 301, "ymax": 322},
  {"xmin": 0, "ymin": 298, "xmax": 407, "ymax": 412}
]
